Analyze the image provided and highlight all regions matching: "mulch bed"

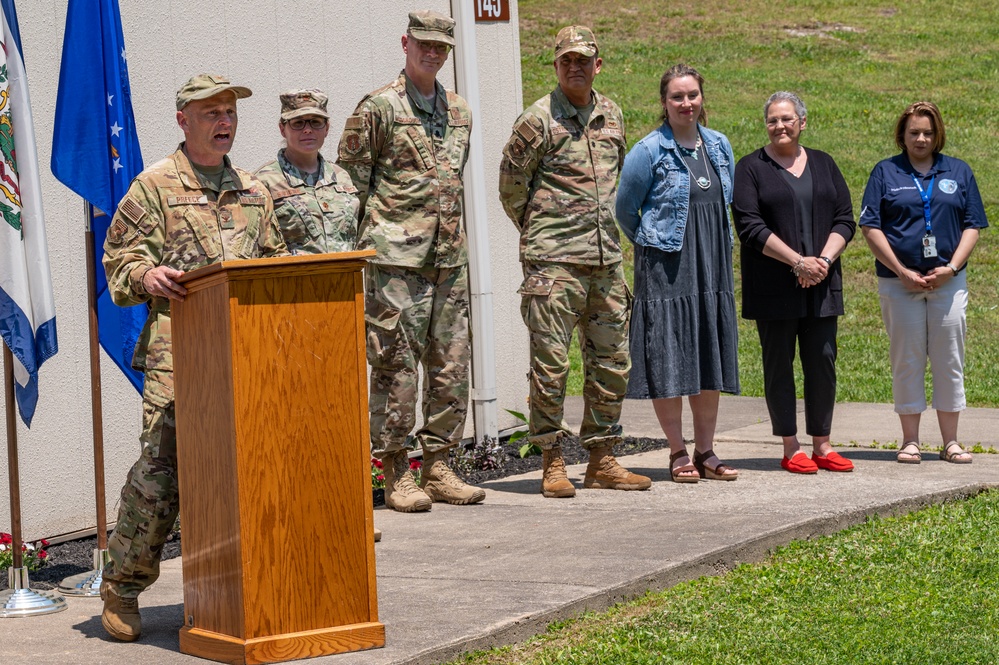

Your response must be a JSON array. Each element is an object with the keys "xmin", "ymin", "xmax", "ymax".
[{"xmin": 4, "ymin": 435, "xmax": 668, "ymax": 591}]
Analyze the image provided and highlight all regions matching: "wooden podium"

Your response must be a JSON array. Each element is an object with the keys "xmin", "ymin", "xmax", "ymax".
[{"xmin": 171, "ymin": 251, "xmax": 384, "ymax": 664}]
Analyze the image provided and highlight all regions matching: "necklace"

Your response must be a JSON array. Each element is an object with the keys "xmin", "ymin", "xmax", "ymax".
[
  {"xmin": 769, "ymin": 145, "xmax": 801, "ymax": 172},
  {"xmin": 676, "ymin": 134, "xmax": 702, "ymax": 161},
  {"xmin": 680, "ymin": 140, "xmax": 711, "ymax": 190}
]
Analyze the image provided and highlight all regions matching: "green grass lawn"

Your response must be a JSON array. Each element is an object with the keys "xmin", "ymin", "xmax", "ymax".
[
  {"xmin": 450, "ymin": 489, "xmax": 999, "ymax": 665},
  {"xmin": 515, "ymin": 0, "xmax": 999, "ymax": 406}
]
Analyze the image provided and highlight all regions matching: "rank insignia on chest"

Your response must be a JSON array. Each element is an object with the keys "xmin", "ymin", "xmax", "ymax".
[{"xmin": 219, "ymin": 209, "xmax": 234, "ymax": 229}]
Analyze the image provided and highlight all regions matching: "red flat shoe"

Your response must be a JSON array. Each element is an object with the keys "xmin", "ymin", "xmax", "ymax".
[
  {"xmin": 812, "ymin": 451, "xmax": 854, "ymax": 472},
  {"xmin": 781, "ymin": 452, "xmax": 818, "ymax": 474}
]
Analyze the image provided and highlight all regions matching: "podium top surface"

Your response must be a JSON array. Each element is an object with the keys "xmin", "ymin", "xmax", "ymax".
[{"xmin": 177, "ymin": 250, "xmax": 376, "ymax": 286}]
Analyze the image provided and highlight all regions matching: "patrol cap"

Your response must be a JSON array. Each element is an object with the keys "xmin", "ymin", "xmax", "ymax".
[
  {"xmin": 554, "ymin": 25, "xmax": 598, "ymax": 60},
  {"xmin": 279, "ymin": 89, "xmax": 330, "ymax": 121},
  {"xmin": 176, "ymin": 74, "xmax": 252, "ymax": 110},
  {"xmin": 407, "ymin": 10, "xmax": 456, "ymax": 46}
]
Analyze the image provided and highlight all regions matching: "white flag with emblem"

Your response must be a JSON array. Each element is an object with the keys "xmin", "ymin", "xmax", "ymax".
[{"xmin": 0, "ymin": 0, "xmax": 59, "ymax": 427}]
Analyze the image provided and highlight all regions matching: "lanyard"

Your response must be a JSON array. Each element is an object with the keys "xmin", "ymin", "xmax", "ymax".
[{"xmin": 911, "ymin": 174, "xmax": 935, "ymax": 235}]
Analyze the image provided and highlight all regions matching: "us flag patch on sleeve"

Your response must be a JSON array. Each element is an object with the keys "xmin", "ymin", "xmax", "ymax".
[{"xmin": 119, "ymin": 196, "xmax": 147, "ymax": 226}]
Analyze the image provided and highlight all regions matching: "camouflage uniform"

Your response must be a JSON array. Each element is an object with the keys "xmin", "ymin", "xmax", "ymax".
[
  {"xmin": 337, "ymin": 69, "xmax": 472, "ymax": 457},
  {"xmin": 499, "ymin": 85, "xmax": 630, "ymax": 451},
  {"xmin": 102, "ymin": 145, "xmax": 288, "ymax": 597},
  {"xmin": 255, "ymin": 150, "xmax": 359, "ymax": 254}
]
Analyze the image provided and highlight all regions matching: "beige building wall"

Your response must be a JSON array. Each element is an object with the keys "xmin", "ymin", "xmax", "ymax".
[{"xmin": 1, "ymin": 0, "xmax": 527, "ymax": 541}]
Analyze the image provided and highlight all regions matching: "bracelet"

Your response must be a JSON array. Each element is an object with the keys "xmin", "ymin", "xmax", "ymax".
[
  {"xmin": 791, "ymin": 256, "xmax": 804, "ymax": 277},
  {"xmin": 819, "ymin": 256, "xmax": 832, "ymax": 266},
  {"xmin": 946, "ymin": 262, "xmax": 959, "ymax": 275}
]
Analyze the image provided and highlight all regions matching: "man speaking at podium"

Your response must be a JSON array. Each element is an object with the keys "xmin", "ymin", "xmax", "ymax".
[{"xmin": 98, "ymin": 74, "xmax": 288, "ymax": 642}]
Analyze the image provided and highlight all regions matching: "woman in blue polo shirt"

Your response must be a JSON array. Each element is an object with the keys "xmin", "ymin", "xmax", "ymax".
[{"xmin": 860, "ymin": 101, "xmax": 988, "ymax": 465}]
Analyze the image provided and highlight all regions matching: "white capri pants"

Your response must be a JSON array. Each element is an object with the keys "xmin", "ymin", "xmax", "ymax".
[{"xmin": 877, "ymin": 272, "xmax": 967, "ymax": 415}]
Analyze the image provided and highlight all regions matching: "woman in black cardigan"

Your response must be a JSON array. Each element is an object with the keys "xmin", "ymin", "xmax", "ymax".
[{"xmin": 732, "ymin": 91, "xmax": 857, "ymax": 474}]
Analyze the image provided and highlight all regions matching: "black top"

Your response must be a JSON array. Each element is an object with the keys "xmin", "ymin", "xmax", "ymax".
[
  {"xmin": 732, "ymin": 147, "xmax": 856, "ymax": 320},
  {"xmin": 780, "ymin": 163, "xmax": 814, "ymax": 255}
]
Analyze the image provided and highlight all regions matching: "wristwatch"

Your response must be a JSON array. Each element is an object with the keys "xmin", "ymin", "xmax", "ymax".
[
  {"xmin": 946, "ymin": 263, "xmax": 959, "ymax": 275},
  {"xmin": 819, "ymin": 256, "xmax": 832, "ymax": 266}
]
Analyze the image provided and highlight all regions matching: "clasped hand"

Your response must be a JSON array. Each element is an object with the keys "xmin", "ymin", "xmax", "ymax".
[
  {"xmin": 903, "ymin": 266, "xmax": 953, "ymax": 293},
  {"xmin": 796, "ymin": 256, "xmax": 829, "ymax": 288}
]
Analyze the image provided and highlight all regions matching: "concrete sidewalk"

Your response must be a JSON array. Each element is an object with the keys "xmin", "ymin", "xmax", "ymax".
[{"xmin": 4, "ymin": 397, "xmax": 998, "ymax": 665}]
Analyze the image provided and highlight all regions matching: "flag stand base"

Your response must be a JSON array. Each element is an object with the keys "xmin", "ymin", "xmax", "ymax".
[
  {"xmin": 1, "ymin": 567, "xmax": 68, "ymax": 618},
  {"xmin": 59, "ymin": 548, "xmax": 110, "ymax": 597}
]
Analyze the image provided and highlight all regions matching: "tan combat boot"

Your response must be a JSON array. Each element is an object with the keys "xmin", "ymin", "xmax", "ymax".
[
  {"xmin": 383, "ymin": 451, "xmax": 432, "ymax": 513},
  {"xmin": 583, "ymin": 445, "xmax": 652, "ymax": 490},
  {"xmin": 541, "ymin": 446, "xmax": 576, "ymax": 498},
  {"xmin": 420, "ymin": 450, "xmax": 486, "ymax": 505},
  {"xmin": 100, "ymin": 580, "xmax": 141, "ymax": 642}
]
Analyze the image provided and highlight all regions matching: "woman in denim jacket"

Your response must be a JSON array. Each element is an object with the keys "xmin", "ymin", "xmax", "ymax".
[{"xmin": 616, "ymin": 63, "xmax": 740, "ymax": 484}]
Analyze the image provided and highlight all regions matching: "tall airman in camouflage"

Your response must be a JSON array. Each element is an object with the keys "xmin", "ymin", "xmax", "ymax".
[
  {"xmin": 256, "ymin": 89, "xmax": 360, "ymax": 254},
  {"xmin": 99, "ymin": 74, "xmax": 288, "ymax": 642},
  {"xmin": 337, "ymin": 10, "xmax": 484, "ymax": 512},
  {"xmin": 499, "ymin": 26, "xmax": 651, "ymax": 498}
]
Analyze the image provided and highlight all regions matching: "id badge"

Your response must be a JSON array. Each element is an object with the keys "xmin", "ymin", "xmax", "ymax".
[{"xmin": 923, "ymin": 234, "xmax": 938, "ymax": 258}]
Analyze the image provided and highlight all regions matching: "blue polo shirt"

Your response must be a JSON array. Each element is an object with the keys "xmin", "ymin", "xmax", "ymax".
[{"xmin": 859, "ymin": 153, "xmax": 988, "ymax": 278}]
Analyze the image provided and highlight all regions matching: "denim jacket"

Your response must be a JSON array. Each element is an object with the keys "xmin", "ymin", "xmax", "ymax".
[{"xmin": 615, "ymin": 122, "xmax": 735, "ymax": 252}]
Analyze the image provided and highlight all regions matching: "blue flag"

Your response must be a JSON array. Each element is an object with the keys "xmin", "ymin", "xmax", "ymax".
[{"xmin": 51, "ymin": 0, "xmax": 145, "ymax": 392}]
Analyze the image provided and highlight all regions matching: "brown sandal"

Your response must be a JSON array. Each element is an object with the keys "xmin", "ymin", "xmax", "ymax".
[
  {"xmin": 669, "ymin": 449, "xmax": 699, "ymax": 484},
  {"xmin": 897, "ymin": 442, "xmax": 921, "ymax": 464},
  {"xmin": 693, "ymin": 449, "xmax": 739, "ymax": 481},
  {"xmin": 940, "ymin": 441, "xmax": 972, "ymax": 464}
]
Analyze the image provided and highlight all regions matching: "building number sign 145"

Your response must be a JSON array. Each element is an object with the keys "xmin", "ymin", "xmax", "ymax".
[{"xmin": 474, "ymin": 0, "xmax": 509, "ymax": 21}]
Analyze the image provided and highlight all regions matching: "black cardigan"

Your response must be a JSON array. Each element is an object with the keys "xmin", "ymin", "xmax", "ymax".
[{"xmin": 732, "ymin": 147, "xmax": 856, "ymax": 320}]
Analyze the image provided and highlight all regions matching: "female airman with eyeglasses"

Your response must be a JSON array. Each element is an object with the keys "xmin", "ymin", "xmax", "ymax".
[{"xmin": 255, "ymin": 89, "xmax": 360, "ymax": 255}]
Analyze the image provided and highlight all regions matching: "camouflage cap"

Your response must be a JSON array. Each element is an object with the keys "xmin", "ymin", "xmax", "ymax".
[
  {"xmin": 279, "ymin": 89, "xmax": 330, "ymax": 121},
  {"xmin": 176, "ymin": 74, "xmax": 252, "ymax": 110},
  {"xmin": 407, "ymin": 10, "xmax": 456, "ymax": 46},
  {"xmin": 554, "ymin": 26, "xmax": 598, "ymax": 60}
]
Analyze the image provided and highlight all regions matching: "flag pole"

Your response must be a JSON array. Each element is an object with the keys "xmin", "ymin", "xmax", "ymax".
[
  {"xmin": 4, "ymin": 343, "xmax": 24, "ymax": 571},
  {"xmin": 59, "ymin": 204, "xmax": 110, "ymax": 597},
  {"xmin": 1, "ymin": 343, "xmax": 67, "ymax": 617}
]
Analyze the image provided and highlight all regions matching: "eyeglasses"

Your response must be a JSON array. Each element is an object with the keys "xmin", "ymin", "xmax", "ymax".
[
  {"xmin": 414, "ymin": 39, "xmax": 452, "ymax": 55},
  {"xmin": 766, "ymin": 115, "xmax": 798, "ymax": 127},
  {"xmin": 286, "ymin": 117, "xmax": 328, "ymax": 131}
]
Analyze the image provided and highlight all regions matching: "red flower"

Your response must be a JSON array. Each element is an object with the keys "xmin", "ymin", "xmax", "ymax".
[
  {"xmin": 38, "ymin": 550, "xmax": 48, "ymax": 559},
  {"xmin": 0, "ymin": 533, "xmax": 12, "ymax": 545},
  {"xmin": 372, "ymin": 458, "xmax": 384, "ymax": 469},
  {"xmin": 376, "ymin": 474, "xmax": 385, "ymax": 482},
  {"xmin": 409, "ymin": 460, "xmax": 422, "ymax": 470},
  {"xmin": 40, "ymin": 539, "xmax": 50, "ymax": 547}
]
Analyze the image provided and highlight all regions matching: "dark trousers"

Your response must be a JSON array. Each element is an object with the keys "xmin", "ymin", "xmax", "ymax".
[{"xmin": 756, "ymin": 315, "xmax": 838, "ymax": 437}]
